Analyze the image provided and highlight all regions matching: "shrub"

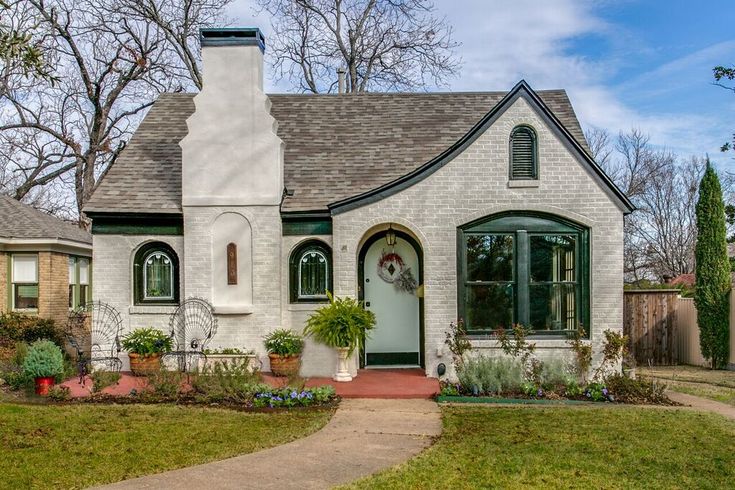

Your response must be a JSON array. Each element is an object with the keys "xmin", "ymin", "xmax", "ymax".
[
  {"xmin": 566, "ymin": 326, "xmax": 592, "ymax": 382},
  {"xmin": 445, "ymin": 319, "xmax": 472, "ymax": 369},
  {"xmin": 303, "ymin": 292, "xmax": 375, "ymax": 356},
  {"xmin": 604, "ymin": 373, "xmax": 671, "ymax": 405},
  {"xmin": 263, "ymin": 329, "xmax": 304, "ymax": 356},
  {"xmin": 89, "ymin": 370, "xmax": 121, "ymax": 393},
  {"xmin": 121, "ymin": 328, "xmax": 172, "ymax": 356},
  {"xmin": 22, "ymin": 340, "xmax": 64, "ymax": 379},
  {"xmin": 147, "ymin": 369, "xmax": 186, "ymax": 399},
  {"xmin": 192, "ymin": 361, "xmax": 266, "ymax": 403},
  {"xmin": 0, "ymin": 313, "xmax": 62, "ymax": 348},
  {"xmin": 457, "ymin": 355, "xmax": 524, "ymax": 395},
  {"xmin": 539, "ymin": 358, "xmax": 575, "ymax": 390},
  {"xmin": 47, "ymin": 385, "xmax": 71, "ymax": 401}
]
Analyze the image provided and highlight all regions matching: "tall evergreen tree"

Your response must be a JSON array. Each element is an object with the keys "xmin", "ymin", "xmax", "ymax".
[{"xmin": 694, "ymin": 159, "xmax": 731, "ymax": 369}]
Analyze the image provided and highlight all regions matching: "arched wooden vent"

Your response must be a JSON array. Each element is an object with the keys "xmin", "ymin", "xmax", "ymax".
[
  {"xmin": 227, "ymin": 243, "xmax": 237, "ymax": 285},
  {"xmin": 510, "ymin": 126, "xmax": 537, "ymax": 180}
]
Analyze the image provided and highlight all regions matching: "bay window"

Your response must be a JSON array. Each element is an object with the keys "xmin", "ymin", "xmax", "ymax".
[{"xmin": 458, "ymin": 213, "xmax": 589, "ymax": 336}]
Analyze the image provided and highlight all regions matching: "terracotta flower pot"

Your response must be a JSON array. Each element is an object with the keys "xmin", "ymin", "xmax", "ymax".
[
  {"xmin": 268, "ymin": 353, "xmax": 301, "ymax": 377},
  {"xmin": 34, "ymin": 376, "xmax": 55, "ymax": 396},
  {"xmin": 128, "ymin": 353, "xmax": 162, "ymax": 376}
]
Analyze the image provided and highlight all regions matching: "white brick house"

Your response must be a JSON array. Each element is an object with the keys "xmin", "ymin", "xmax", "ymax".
[{"xmin": 84, "ymin": 28, "xmax": 633, "ymax": 379}]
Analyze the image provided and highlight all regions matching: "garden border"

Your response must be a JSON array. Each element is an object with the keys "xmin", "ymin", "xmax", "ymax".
[{"xmin": 437, "ymin": 395, "xmax": 591, "ymax": 405}]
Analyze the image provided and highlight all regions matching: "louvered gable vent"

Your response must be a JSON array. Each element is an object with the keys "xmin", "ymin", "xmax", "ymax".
[{"xmin": 510, "ymin": 126, "xmax": 537, "ymax": 180}]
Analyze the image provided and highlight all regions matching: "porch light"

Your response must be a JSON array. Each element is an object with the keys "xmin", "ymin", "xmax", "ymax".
[{"xmin": 386, "ymin": 225, "xmax": 397, "ymax": 246}]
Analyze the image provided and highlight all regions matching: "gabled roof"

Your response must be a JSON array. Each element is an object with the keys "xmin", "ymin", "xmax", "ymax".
[
  {"xmin": 0, "ymin": 196, "xmax": 91, "ymax": 244},
  {"xmin": 85, "ymin": 84, "xmax": 630, "ymax": 215}
]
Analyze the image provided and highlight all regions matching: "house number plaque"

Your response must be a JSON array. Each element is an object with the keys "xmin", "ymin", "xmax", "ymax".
[{"xmin": 227, "ymin": 243, "xmax": 237, "ymax": 285}]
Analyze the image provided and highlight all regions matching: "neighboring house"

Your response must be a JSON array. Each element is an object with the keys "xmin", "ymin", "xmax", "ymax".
[
  {"xmin": 0, "ymin": 196, "xmax": 92, "ymax": 328},
  {"xmin": 84, "ymin": 28, "xmax": 633, "ymax": 378}
]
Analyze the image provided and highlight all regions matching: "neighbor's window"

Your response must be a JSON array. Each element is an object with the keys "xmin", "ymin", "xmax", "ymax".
[
  {"xmin": 69, "ymin": 257, "xmax": 91, "ymax": 309},
  {"xmin": 510, "ymin": 125, "xmax": 538, "ymax": 180},
  {"xmin": 458, "ymin": 213, "xmax": 589, "ymax": 336},
  {"xmin": 12, "ymin": 254, "xmax": 39, "ymax": 310},
  {"xmin": 289, "ymin": 241, "xmax": 332, "ymax": 302},
  {"xmin": 133, "ymin": 242, "xmax": 179, "ymax": 305}
]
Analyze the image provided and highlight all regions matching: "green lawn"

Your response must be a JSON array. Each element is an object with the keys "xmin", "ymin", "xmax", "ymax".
[
  {"xmin": 343, "ymin": 406, "xmax": 735, "ymax": 489},
  {"xmin": 0, "ymin": 403, "xmax": 332, "ymax": 489}
]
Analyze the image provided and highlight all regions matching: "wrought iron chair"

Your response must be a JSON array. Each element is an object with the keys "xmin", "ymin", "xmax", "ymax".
[
  {"xmin": 164, "ymin": 298, "xmax": 218, "ymax": 373},
  {"xmin": 66, "ymin": 301, "xmax": 123, "ymax": 384}
]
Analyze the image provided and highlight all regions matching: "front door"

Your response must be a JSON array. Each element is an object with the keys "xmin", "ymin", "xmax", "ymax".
[{"xmin": 362, "ymin": 233, "xmax": 421, "ymax": 366}]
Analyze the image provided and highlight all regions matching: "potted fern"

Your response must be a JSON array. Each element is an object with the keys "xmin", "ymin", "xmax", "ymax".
[
  {"xmin": 22, "ymin": 339, "xmax": 64, "ymax": 396},
  {"xmin": 303, "ymin": 292, "xmax": 376, "ymax": 382},
  {"xmin": 121, "ymin": 327, "xmax": 173, "ymax": 375}
]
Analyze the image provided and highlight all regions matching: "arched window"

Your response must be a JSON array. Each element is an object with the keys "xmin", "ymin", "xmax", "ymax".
[
  {"xmin": 290, "ymin": 241, "xmax": 332, "ymax": 302},
  {"xmin": 134, "ymin": 242, "xmax": 179, "ymax": 305},
  {"xmin": 510, "ymin": 125, "xmax": 538, "ymax": 180},
  {"xmin": 458, "ymin": 212, "xmax": 589, "ymax": 336}
]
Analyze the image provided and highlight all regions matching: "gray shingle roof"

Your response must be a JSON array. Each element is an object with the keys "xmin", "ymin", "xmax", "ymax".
[
  {"xmin": 0, "ymin": 196, "xmax": 92, "ymax": 244},
  {"xmin": 85, "ymin": 90, "xmax": 590, "ymax": 214}
]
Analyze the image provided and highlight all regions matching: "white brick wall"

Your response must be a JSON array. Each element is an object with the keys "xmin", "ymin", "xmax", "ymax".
[
  {"xmin": 331, "ymin": 97, "xmax": 625, "ymax": 377},
  {"xmin": 183, "ymin": 205, "xmax": 282, "ymax": 371},
  {"xmin": 92, "ymin": 234, "xmax": 184, "ymax": 370}
]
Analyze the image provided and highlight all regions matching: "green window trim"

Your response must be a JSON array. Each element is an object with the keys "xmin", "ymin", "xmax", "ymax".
[
  {"xmin": 133, "ymin": 242, "xmax": 180, "ymax": 305},
  {"xmin": 457, "ymin": 212, "xmax": 590, "ymax": 338},
  {"xmin": 68, "ymin": 256, "xmax": 92, "ymax": 310},
  {"xmin": 510, "ymin": 125, "xmax": 538, "ymax": 180},
  {"xmin": 10, "ymin": 253, "xmax": 39, "ymax": 312},
  {"xmin": 289, "ymin": 240, "xmax": 332, "ymax": 303}
]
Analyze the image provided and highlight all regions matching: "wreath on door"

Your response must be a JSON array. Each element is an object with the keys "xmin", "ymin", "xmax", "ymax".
[{"xmin": 377, "ymin": 250, "xmax": 418, "ymax": 294}]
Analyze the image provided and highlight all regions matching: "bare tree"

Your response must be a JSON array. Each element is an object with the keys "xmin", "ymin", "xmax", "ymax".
[
  {"xmin": 258, "ymin": 0, "xmax": 461, "ymax": 93},
  {"xmin": 111, "ymin": 0, "xmax": 234, "ymax": 90},
  {"xmin": 0, "ymin": 0, "xmax": 179, "ymax": 220},
  {"xmin": 584, "ymin": 126, "xmax": 613, "ymax": 169}
]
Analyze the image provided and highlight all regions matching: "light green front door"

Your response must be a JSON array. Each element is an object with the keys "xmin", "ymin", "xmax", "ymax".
[{"xmin": 363, "ymin": 236, "xmax": 420, "ymax": 366}]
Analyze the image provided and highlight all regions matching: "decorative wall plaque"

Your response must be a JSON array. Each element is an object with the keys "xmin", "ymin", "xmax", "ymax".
[{"xmin": 227, "ymin": 243, "xmax": 237, "ymax": 285}]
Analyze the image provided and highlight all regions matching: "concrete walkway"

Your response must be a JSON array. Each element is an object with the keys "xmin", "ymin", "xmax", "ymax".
[
  {"xmin": 95, "ymin": 398, "xmax": 442, "ymax": 489},
  {"xmin": 666, "ymin": 391, "xmax": 735, "ymax": 420}
]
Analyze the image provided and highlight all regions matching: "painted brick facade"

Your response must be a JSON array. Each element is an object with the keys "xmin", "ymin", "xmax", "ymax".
[
  {"xmin": 93, "ymin": 234, "xmax": 184, "ymax": 369},
  {"xmin": 331, "ymin": 97, "xmax": 624, "ymax": 377},
  {"xmin": 183, "ymin": 205, "xmax": 282, "ymax": 372}
]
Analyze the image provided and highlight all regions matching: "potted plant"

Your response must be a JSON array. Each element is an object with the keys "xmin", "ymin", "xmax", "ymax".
[
  {"xmin": 303, "ymin": 292, "xmax": 376, "ymax": 382},
  {"xmin": 22, "ymin": 339, "xmax": 64, "ymax": 396},
  {"xmin": 121, "ymin": 327, "xmax": 173, "ymax": 376},
  {"xmin": 263, "ymin": 329, "xmax": 304, "ymax": 377}
]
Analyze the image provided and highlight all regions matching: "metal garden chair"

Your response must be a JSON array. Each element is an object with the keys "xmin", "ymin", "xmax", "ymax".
[
  {"xmin": 66, "ymin": 301, "xmax": 123, "ymax": 384},
  {"xmin": 164, "ymin": 297, "xmax": 218, "ymax": 373}
]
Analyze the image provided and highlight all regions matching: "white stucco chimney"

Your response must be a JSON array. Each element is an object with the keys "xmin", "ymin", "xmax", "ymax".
[{"xmin": 180, "ymin": 28, "xmax": 283, "ymax": 206}]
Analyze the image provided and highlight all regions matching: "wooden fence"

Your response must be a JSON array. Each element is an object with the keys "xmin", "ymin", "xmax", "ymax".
[
  {"xmin": 623, "ymin": 290, "xmax": 679, "ymax": 365},
  {"xmin": 624, "ymin": 289, "xmax": 735, "ymax": 368}
]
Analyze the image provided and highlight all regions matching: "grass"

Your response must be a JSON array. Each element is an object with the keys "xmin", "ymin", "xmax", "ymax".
[
  {"xmin": 342, "ymin": 406, "xmax": 735, "ymax": 489},
  {"xmin": 0, "ymin": 403, "xmax": 332, "ymax": 489},
  {"xmin": 641, "ymin": 365, "xmax": 735, "ymax": 406}
]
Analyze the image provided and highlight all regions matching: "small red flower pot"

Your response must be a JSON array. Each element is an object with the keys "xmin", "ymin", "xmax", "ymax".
[{"xmin": 34, "ymin": 376, "xmax": 55, "ymax": 396}]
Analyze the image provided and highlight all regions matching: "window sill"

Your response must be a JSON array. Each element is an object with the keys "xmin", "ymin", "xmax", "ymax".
[
  {"xmin": 287, "ymin": 303, "xmax": 323, "ymax": 312},
  {"xmin": 13, "ymin": 309, "xmax": 38, "ymax": 315},
  {"xmin": 129, "ymin": 305, "xmax": 178, "ymax": 315},
  {"xmin": 213, "ymin": 304, "xmax": 253, "ymax": 315},
  {"xmin": 507, "ymin": 180, "xmax": 540, "ymax": 188}
]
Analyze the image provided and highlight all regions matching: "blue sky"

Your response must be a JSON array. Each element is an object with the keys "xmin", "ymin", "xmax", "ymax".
[{"xmin": 228, "ymin": 0, "xmax": 735, "ymax": 165}]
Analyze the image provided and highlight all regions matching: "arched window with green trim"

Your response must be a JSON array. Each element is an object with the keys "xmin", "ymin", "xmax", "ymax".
[
  {"xmin": 510, "ymin": 125, "xmax": 538, "ymax": 180},
  {"xmin": 134, "ymin": 242, "xmax": 179, "ymax": 305},
  {"xmin": 457, "ymin": 212, "xmax": 589, "ymax": 336},
  {"xmin": 289, "ymin": 241, "xmax": 332, "ymax": 302}
]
